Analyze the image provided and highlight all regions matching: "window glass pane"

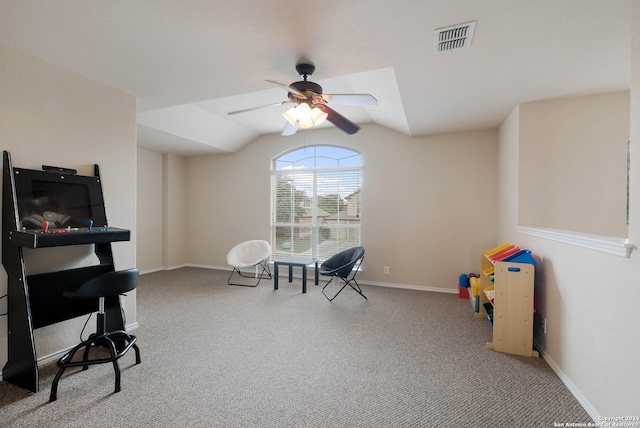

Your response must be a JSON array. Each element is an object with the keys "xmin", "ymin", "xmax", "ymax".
[
  {"xmin": 293, "ymin": 156, "xmax": 315, "ymax": 169},
  {"xmin": 317, "ymin": 169, "xmax": 361, "ymax": 224},
  {"xmin": 271, "ymin": 145, "xmax": 361, "ymax": 262},
  {"xmin": 337, "ymin": 154, "xmax": 363, "ymax": 167},
  {"xmin": 316, "ymin": 226, "xmax": 361, "ymax": 261},
  {"xmin": 272, "ymin": 172, "xmax": 312, "ymax": 224},
  {"xmin": 315, "ymin": 146, "xmax": 352, "ymax": 160},
  {"xmin": 274, "ymin": 159, "xmax": 291, "ymax": 170},
  {"xmin": 315, "ymin": 156, "xmax": 338, "ymax": 168},
  {"xmin": 277, "ymin": 148, "xmax": 308, "ymax": 163}
]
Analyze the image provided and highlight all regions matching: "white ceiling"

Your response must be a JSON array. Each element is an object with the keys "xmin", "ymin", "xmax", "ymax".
[{"xmin": 0, "ymin": 0, "xmax": 631, "ymax": 156}]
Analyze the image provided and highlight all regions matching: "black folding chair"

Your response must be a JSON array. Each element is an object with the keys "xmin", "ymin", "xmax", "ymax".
[{"xmin": 320, "ymin": 246, "xmax": 366, "ymax": 301}]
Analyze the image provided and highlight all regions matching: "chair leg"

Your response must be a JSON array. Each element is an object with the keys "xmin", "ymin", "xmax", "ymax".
[
  {"xmin": 228, "ymin": 267, "xmax": 260, "ymax": 287},
  {"xmin": 82, "ymin": 334, "xmax": 96, "ymax": 371},
  {"xmin": 49, "ymin": 338, "xmax": 94, "ymax": 402},
  {"xmin": 347, "ymin": 278, "xmax": 367, "ymax": 300},
  {"xmin": 101, "ymin": 335, "xmax": 122, "ymax": 393},
  {"xmin": 262, "ymin": 260, "xmax": 272, "ymax": 279},
  {"xmin": 108, "ymin": 331, "xmax": 141, "ymax": 365},
  {"xmin": 322, "ymin": 277, "xmax": 367, "ymax": 302},
  {"xmin": 49, "ymin": 367, "xmax": 65, "ymax": 402},
  {"xmin": 227, "ymin": 261, "xmax": 272, "ymax": 287},
  {"xmin": 132, "ymin": 342, "xmax": 141, "ymax": 365},
  {"xmin": 322, "ymin": 277, "xmax": 348, "ymax": 301},
  {"xmin": 49, "ymin": 330, "xmax": 141, "ymax": 402}
]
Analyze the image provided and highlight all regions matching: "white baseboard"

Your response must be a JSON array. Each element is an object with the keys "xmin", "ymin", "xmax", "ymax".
[
  {"xmin": 139, "ymin": 264, "xmax": 229, "ymax": 275},
  {"xmin": 138, "ymin": 266, "xmax": 167, "ymax": 275},
  {"xmin": 140, "ymin": 264, "xmax": 460, "ymax": 294},
  {"xmin": 165, "ymin": 264, "xmax": 190, "ymax": 271},
  {"xmin": 186, "ymin": 264, "xmax": 230, "ymax": 271},
  {"xmin": 534, "ymin": 339, "xmax": 598, "ymax": 422},
  {"xmin": 360, "ymin": 280, "xmax": 458, "ymax": 294}
]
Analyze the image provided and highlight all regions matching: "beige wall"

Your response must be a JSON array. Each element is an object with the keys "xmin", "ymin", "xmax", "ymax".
[
  {"xmin": 184, "ymin": 125, "xmax": 498, "ymax": 291},
  {"xmin": 138, "ymin": 125, "xmax": 499, "ymax": 291},
  {"xmin": 163, "ymin": 153, "xmax": 189, "ymax": 269},
  {"xmin": 497, "ymin": 105, "xmax": 520, "ymax": 239},
  {"xmin": 137, "ymin": 148, "xmax": 164, "ymax": 271},
  {"xmin": 496, "ymin": 5, "xmax": 639, "ymax": 416},
  {"xmin": 519, "ymin": 92, "xmax": 630, "ymax": 237},
  {"xmin": 136, "ymin": 150, "xmax": 189, "ymax": 272},
  {"xmin": 0, "ymin": 44, "xmax": 137, "ymax": 363}
]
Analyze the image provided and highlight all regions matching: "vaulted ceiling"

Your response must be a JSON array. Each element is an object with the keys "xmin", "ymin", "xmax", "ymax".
[{"xmin": 0, "ymin": 1, "xmax": 631, "ymax": 156}]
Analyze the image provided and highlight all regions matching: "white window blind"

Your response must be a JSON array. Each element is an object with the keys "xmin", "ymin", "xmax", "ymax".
[{"xmin": 271, "ymin": 146, "xmax": 362, "ymax": 261}]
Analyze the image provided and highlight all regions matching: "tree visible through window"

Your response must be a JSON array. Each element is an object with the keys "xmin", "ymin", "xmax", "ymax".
[{"xmin": 271, "ymin": 145, "xmax": 362, "ymax": 261}]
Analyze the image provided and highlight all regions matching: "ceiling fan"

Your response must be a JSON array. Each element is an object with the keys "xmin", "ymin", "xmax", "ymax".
[{"xmin": 228, "ymin": 63, "xmax": 377, "ymax": 136}]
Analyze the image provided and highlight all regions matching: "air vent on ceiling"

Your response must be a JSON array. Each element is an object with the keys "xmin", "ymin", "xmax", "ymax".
[{"xmin": 434, "ymin": 21, "xmax": 476, "ymax": 53}]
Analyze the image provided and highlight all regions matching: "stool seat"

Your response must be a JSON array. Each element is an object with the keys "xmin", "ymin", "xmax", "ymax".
[
  {"xmin": 63, "ymin": 269, "xmax": 139, "ymax": 299},
  {"xmin": 49, "ymin": 268, "xmax": 141, "ymax": 402}
]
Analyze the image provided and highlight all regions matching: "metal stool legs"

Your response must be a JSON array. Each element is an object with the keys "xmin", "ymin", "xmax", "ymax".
[{"xmin": 49, "ymin": 300, "xmax": 141, "ymax": 402}]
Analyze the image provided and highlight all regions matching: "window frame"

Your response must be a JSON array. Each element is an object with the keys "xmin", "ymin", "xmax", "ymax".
[{"xmin": 270, "ymin": 145, "xmax": 362, "ymax": 262}]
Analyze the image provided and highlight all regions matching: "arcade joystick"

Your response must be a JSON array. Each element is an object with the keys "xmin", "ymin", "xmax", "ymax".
[
  {"xmin": 88, "ymin": 219, "xmax": 93, "ymax": 231},
  {"xmin": 42, "ymin": 220, "xmax": 49, "ymax": 233}
]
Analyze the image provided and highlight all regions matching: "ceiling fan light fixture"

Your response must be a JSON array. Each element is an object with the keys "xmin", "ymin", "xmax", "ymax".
[
  {"xmin": 296, "ymin": 104, "xmax": 314, "ymax": 128},
  {"xmin": 282, "ymin": 103, "xmax": 328, "ymax": 128},
  {"xmin": 311, "ymin": 107, "xmax": 328, "ymax": 126},
  {"xmin": 283, "ymin": 106, "xmax": 299, "ymax": 126}
]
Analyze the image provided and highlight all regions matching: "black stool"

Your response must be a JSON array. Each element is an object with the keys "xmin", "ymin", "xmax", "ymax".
[{"xmin": 49, "ymin": 269, "xmax": 141, "ymax": 402}]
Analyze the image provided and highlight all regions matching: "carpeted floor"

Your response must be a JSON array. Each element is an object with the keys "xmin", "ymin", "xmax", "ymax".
[{"xmin": 0, "ymin": 267, "xmax": 591, "ymax": 427}]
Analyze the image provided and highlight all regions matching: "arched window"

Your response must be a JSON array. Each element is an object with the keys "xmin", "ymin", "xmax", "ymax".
[{"xmin": 271, "ymin": 145, "xmax": 362, "ymax": 261}]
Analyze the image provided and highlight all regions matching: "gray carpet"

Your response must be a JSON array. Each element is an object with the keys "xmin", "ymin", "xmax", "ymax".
[{"xmin": 0, "ymin": 267, "xmax": 591, "ymax": 427}]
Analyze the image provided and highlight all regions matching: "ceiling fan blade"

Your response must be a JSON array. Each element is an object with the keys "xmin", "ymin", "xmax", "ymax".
[
  {"xmin": 227, "ymin": 101, "xmax": 289, "ymax": 115},
  {"xmin": 265, "ymin": 79, "xmax": 307, "ymax": 99},
  {"xmin": 316, "ymin": 105, "xmax": 360, "ymax": 135},
  {"xmin": 282, "ymin": 121, "xmax": 298, "ymax": 136},
  {"xmin": 321, "ymin": 94, "xmax": 377, "ymax": 106}
]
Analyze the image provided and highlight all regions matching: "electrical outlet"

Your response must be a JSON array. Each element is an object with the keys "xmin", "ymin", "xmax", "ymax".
[
  {"xmin": 542, "ymin": 317, "xmax": 547, "ymax": 334},
  {"xmin": 384, "ymin": 266, "xmax": 390, "ymax": 275}
]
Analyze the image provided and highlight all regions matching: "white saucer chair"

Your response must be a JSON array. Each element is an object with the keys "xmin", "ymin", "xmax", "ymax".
[{"xmin": 227, "ymin": 240, "xmax": 272, "ymax": 287}]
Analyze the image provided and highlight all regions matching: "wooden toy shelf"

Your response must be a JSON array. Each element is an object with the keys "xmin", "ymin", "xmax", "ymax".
[{"xmin": 477, "ymin": 245, "xmax": 539, "ymax": 357}]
